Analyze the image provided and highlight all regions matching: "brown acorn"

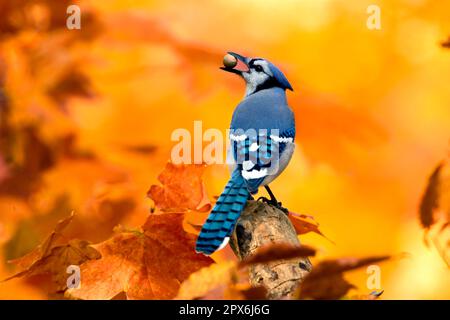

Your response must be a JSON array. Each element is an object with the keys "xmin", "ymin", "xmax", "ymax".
[{"xmin": 223, "ymin": 54, "xmax": 237, "ymax": 68}]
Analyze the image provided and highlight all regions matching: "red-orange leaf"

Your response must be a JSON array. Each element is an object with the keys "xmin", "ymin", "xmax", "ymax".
[
  {"xmin": 288, "ymin": 212, "xmax": 333, "ymax": 243},
  {"xmin": 66, "ymin": 213, "xmax": 213, "ymax": 300},
  {"xmin": 5, "ymin": 214, "xmax": 101, "ymax": 292},
  {"xmin": 299, "ymin": 273, "xmax": 355, "ymax": 300},
  {"xmin": 297, "ymin": 255, "xmax": 390, "ymax": 300},
  {"xmin": 8, "ymin": 213, "xmax": 75, "ymax": 270},
  {"xmin": 147, "ymin": 163, "xmax": 211, "ymax": 212}
]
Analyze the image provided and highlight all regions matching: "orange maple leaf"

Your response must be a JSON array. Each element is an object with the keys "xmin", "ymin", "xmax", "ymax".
[
  {"xmin": 147, "ymin": 162, "xmax": 211, "ymax": 212},
  {"xmin": 296, "ymin": 255, "xmax": 390, "ymax": 300},
  {"xmin": 5, "ymin": 213, "xmax": 101, "ymax": 292},
  {"xmin": 288, "ymin": 212, "xmax": 334, "ymax": 243},
  {"xmin": 66, "ymin": 213, "xmax": 213, "ymax": 300}
]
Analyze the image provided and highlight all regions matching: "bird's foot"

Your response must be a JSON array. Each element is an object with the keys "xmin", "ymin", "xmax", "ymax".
[
  {"xmin": 257, "ymin": 197, "xmax": 289, "ymax": 215},
  {"xmin": 257, "ymin": 196, "xmax": 271, "ymax": 204},
  {"xmin": 274, "ymin": 202, "xmax": 289, "ymax": 215}
]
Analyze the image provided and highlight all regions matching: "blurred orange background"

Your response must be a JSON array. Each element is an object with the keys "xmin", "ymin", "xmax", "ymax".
[{"xmin": 0, "ymin": 0, "xmax": 449, "ymax": 299}]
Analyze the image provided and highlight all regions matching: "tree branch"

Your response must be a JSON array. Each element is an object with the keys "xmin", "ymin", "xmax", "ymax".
[{"xmin": 230, "ymin": 200, "xmax": 312, "ymax": 299}]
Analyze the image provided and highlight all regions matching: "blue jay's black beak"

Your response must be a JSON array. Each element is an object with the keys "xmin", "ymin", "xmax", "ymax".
[{"xmin": 220, "ymin": 52, "xmax": 249, "ymax": 75}]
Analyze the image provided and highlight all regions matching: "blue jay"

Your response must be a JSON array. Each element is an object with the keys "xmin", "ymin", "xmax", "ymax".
[{"xmin": 196, "ymin": 52, "xmax": 295, "ymax": 255}]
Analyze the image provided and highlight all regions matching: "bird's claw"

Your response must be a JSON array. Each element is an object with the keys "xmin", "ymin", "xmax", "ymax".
[
  {"xmin": 257, "ymin": 197, "xmax": 289, "ymax": 215},
  {"xmin": 257, "ymin": 196, "xmax": 271, "ymax": 203},
  {"xmin": 275, "ymin": 203, "xmax": 289, "ymax": 215}
]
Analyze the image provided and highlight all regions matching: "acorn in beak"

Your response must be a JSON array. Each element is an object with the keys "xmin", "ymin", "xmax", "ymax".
[{"xmin": 220, "ymin": 52, "xmax": 249, "ymax": 75}]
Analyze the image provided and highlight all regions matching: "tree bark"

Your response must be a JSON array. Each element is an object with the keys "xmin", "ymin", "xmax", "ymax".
[{"xmin": 230, "ymin": 200, "xmax": 312, "ymax": 299}]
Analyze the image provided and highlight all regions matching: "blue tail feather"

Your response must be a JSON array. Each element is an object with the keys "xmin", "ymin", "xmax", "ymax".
[{"xmin": 196, "ymin": 171, "xmax": 249, "ymax": 255}]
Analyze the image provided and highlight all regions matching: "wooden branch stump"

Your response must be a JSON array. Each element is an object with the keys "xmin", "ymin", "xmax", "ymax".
[{"xmin": 230, "ymin": 200, "xmax": 312, "ymax": 299}]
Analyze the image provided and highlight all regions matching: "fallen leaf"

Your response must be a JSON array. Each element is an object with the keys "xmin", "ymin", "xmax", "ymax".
[
  {"xmin": 7, "ymin": 213, "xmax": 74, "ymax": 270},
  {"xmin": 296, "ymin": 255, "xmax": 390, "ymax": 300},
  {"xmin": 288, "ymin": 212, "xmax": 333, "ymax": 243},
  {"xmin": 5, "ymin": 214, "xmax": 101, "ymax": 292},
  {"xmin": 66, "ymin": 213, "xmax": 213, "ymax": 300},
  {"xmin": 239, "ymin": 243, "xmax": 316, "ymax": 268},
  {"xmin": 147, "ymin": 163, "xmax": 211, "ymax": 212},
  {"xmin": 308, "ymin": 256, "xmax": 390, "ymax": 276},
  {"xmin": 419, "ymin": 162, "xmax": 442, "ymax": 228},
  {"xmin": 299, "ymin": 273, "xmax": 355, "ymax": 300}
]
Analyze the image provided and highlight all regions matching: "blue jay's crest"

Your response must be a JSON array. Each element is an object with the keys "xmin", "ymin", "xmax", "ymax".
[
  {"xmin": 266, "ymin": 61, "xmax": 293, "ymax": 91},
  {"xmin": 221, "ymin": 52, "xmax": 293, "ymax": 96}
]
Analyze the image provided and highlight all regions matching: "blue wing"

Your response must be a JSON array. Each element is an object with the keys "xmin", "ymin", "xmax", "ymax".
[{"xmin": 231, "ymin": 128, "xmax": 295, "ymax": 194}]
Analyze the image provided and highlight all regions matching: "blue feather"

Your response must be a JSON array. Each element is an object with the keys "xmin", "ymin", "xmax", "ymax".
[
  {"xmin": 195, "ymin": 170, "xmax": 249, "ymax": 255},
  {"xmin": 267, "ymin": 61, "xmax": 293, "ymax": 91},
  {"xmin": 231, "ymin": 128, "xmax": 295, "ymax": 193}
]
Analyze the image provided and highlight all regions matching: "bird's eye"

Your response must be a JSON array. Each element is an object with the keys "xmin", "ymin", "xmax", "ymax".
[{"xmin": 254, "ymin": 65, "xmax": 263, "ymax": 72}]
